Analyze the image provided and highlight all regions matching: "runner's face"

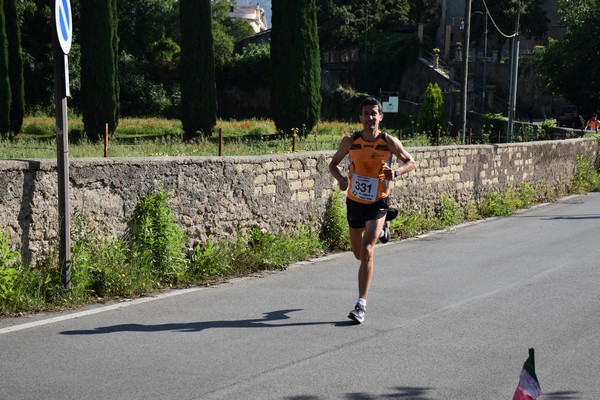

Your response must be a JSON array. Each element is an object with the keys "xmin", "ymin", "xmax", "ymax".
[{"xmin": 359, "ymin": 105, "xmax": 383, "ymax": 134}]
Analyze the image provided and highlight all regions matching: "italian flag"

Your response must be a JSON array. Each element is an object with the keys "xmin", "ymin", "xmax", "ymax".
[{"xmin": 512, "ymin": 348, "xmax": 542, "ymax": 400}]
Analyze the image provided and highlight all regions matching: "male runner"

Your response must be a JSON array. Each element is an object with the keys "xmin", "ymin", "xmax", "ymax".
[{"xmin": 328, "ymin": 97, "xmax": 416, "ymax": 324}]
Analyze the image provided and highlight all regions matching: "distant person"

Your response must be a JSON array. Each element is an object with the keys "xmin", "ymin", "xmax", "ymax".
[
  {"xmin": 585, "ymin": 113, "xmax": 599, "ymax": 131},
  {"xmin": 328, "ymin": 97, "xmax": 416, "ymax": 324}
]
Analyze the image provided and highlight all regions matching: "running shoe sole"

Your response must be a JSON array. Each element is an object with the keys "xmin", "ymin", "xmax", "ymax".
[{"xmin": 348, "ymin": 308, "xmax": 365, "ymax": 324}]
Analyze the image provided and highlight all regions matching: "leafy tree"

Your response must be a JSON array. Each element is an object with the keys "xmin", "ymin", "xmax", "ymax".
[
  {"xmin": 535, "ymin": 0, "xmax": 600, "ymax": 112},
  {"xmin": 0, "ymin": 0, "xmax": 10, "ymax": 138},
  {"xmin": 219, "ymin": 42, "xmax": 270, "ymax": 89},
  {"xmin": 407, "ymin": 0, "xmax": 436, "ymax": 24},
  {"xmin": 111, "ymin": 0, "xmax": 119, "ymax": 127},
  {"xmin": 4, "ymin": 0, "xmax": 24, "ymax": 135},
  {"xmin": 19, "ymin": 1, "xmax": 54, "ymax": 114},
  {"xmin": 271, "ymin": 0, "xmax": 321, "ymax": 137},
  {"xmin": 179, "ymin": 0, "xmax": 216, "ymax": 139},
  {"xmin": 317, "ymin": 0, "xmax": 412, "ymax": 53},
  {"xmin": 212, "ymin": 22, "xmax": 235, "ymax": 70},
  {"xmin": 211, "ymin": 0, "xmax": 254, "ymax": 69},
  {"xmin": 368, "ymin": 31, "xmax": 419, "ymax": 93},
  {"xmin": 79, "ymin": 0, "xmax": 118, "ymax": 142},
  {"xmin": 416, "ymin": 82, "xmax": 444, "ymax": 143},
  {"xmin": 316, "ymin": 0, "xmax": 425, "ymax": 95},
  {"xmin": 557, "ymin": 0, "xmax": 595, "ymax": 26},
  {"xmin": 17, "ymin": 0, "xmax": 255, "ymax": 119},
  {"xmin": 118, "ymin": 0, "xmax": 179, "ymax": 61},
  {"xmin": 117, "ymin": 0, "xmax": 179, "ymax": 117}
]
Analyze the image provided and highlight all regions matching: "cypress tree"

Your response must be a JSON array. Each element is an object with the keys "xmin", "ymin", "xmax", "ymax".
[
  {"xmin": 110, "ymin": 0, "xmax": 119, "ymax": 128},
  {"xmin": 179, "ymin": 0, "xmax": 216, "ymax": 139},
  {"xmin": 416, "ymin": 82, "xmax": 445, "ymax": 144},
  {"xmin": 271, "ymin": 0, "xmax": 321, "ymax": 138},
  {"xmin": 79, "ymin": 0, "xmax": 118, "ymax": 142},
  {"xmin": 0, "ymin": 0, "xmax": 11, "ymax": 138},
  {"xmin": 4, "ymin": 0, "xmax": 24, "ymax": 135}
]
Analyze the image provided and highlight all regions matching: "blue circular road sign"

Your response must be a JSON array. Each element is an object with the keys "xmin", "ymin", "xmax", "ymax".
[{"xmin": 55, "ymin": 0, "xmax": 72, "ymax": 54}]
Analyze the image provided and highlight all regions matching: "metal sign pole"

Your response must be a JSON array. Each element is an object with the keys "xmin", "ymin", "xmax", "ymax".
[
  {"xmin": 505, "ymin": 7, "xmax": 520, "ymax": 143},
  {"xmin": 460, "ymin": 0, "xmax": 472, "ymax": 145},
  {"xmin": 52, "ymin": 0, "xmax": 72, "ymax": 292}
]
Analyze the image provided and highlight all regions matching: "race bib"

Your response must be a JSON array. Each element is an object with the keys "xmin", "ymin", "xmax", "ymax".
[{"xmin": 350, "ymin": 173, "xmax": 379, "ymax": 202}]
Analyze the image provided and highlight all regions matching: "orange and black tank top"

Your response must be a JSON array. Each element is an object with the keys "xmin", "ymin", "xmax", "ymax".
[{"xmin": 347, "ymin": 131, "xmax": 393, "ymax": 204}]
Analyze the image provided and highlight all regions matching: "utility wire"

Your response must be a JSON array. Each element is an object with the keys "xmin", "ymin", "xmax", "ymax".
[{"xmin": 481, "ymin": 0, "xmax": 518, "ymax": 38}]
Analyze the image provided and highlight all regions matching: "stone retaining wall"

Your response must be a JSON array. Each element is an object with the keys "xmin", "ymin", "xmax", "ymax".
[{"xmin": 1, "ymin": 138, "xmax": 597, "ymax": 264}]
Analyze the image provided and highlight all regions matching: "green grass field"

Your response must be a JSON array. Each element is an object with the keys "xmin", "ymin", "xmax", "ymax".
[{"xmin": 1, "ymin": 117, "xmax": 433, "ymax": 159}]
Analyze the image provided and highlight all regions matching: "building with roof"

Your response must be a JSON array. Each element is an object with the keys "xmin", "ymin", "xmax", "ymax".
[{"xmin": 229, "ymin": 4, "xmax": 268, "ymax": 33}]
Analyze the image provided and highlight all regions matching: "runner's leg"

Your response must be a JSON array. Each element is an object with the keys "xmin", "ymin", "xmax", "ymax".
[{"xmin": 357, "ymin": 216, "xmax": 385, "ymax": 299}]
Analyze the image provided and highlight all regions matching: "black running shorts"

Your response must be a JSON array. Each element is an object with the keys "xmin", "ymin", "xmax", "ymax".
[{"xmin": 346, "ymin": 197, "xmax": 389, "ymax": 229}]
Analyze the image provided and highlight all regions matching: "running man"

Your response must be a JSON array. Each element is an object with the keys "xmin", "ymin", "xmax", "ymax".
[{"xmin": 328, "ymin": 97, "xmax": 417, "ymax": 324}]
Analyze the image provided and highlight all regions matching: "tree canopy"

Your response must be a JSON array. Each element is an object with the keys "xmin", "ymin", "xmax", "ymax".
[
  {"xmin": 8, "ymin": 0, "xmax": 589, "ymax": 128},
  {"xmin": 79, "ymin": 0, "xmax": 119, "ymax": 141},
  {"xmin": 271, "ymin": 0, "xmax": 321, "ymax": 137},
  {"xmin": 535, "ymin": 0, "xmax": 600, "ymax": 113},
  {"xmin": 416, "ymin": 82, "xmax": 444, "ymax": 142},
  {"xmin": 317, "ymin": 0, "xmax": 414, "ymax": 52},
  {"xmin": 4, "ymin": 0, "xmax": 24, "ymax": 135},
  {"xmin": 179, "ymin": 0, "xmax": 216, "ymax": 138},
  {"xmin": 0, "ymin": 0, "xmax": 11, "ymax": 137}
]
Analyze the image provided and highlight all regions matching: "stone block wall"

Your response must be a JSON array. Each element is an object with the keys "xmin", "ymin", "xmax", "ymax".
[{"xmin": 0, "ymin": 138, "xmax": 597, "ymax": 263}]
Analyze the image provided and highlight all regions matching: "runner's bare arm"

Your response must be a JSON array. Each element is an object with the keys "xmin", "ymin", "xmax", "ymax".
[
  {"xmin": 329, "ymin": 136, "xmax": 353, "ymax": 190},
  {"xmin": 386, "ymin": 136, "xmax": 416, "ymax": 178}
]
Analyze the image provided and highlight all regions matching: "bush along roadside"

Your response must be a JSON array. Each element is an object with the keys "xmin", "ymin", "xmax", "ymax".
[
  {"xmin": 0, "ymin": 191, "xmax": 326, "ymax": 316},
  {"xmin": 389, "ymin": 155, "xmax": 600, "ymax": 240},
  {"xmin": 2, "ymin": 156, "xmax": 600, "ymax": 317}
]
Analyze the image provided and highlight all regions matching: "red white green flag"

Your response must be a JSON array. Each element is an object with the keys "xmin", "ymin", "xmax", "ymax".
[{"xmin": 512, "ymin": 348, "xmax": 542, "ymax": 400}]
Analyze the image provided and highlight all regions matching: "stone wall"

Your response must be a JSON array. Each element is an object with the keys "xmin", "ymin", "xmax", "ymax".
[{"xmin": 1, "ymin": 138, "xmax": 597, "ymax": 263}]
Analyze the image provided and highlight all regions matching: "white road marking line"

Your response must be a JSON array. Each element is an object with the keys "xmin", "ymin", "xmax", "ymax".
[{"xmin": 0, "ymin": 287, "xmax": 203, "ymax": 335}]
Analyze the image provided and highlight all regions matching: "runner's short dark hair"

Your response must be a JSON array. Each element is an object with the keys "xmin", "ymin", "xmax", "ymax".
[{"xmin": 360, "ymin": 96, "xmax": 382, "ymax": 113}]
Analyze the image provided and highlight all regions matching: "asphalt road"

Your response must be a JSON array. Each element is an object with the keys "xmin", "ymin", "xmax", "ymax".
[{"xmin": 2, "ymin": 193, "xmax": 600, "ymax": 400}]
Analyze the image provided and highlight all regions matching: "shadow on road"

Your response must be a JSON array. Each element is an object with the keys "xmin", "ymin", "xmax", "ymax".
[
  {"xmin": 60, "ymin": 308, "xmax": 355, "ymax": 335},
  {"xmin": 541, "ymin": 391, "xmax": 582, "ymax": 399},
  {"xmin": 285, "ymin": 385, "xmax": 435, "ymax": 399},
  {"xmin": 542, "ymin": 214, "xmax": 600, "ymax": 220},
  {"xmin": 286, "ymin": 388, "xmax": 581, "ymax": 400}
]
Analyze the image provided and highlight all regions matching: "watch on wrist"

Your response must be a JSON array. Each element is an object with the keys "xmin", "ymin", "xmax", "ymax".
[{"xmin": 394, "ymin": 170, "xmax": 400, "ymax": 178}]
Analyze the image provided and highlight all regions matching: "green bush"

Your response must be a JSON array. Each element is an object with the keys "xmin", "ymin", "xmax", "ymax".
[
  {"xmin": 390, "ymin": 210, "xmax": 432, "ymax": 239},
  {"xmin": 220, "ymin": 42, "xmax": 270, "ymax": 88},
  {"xmin": 126, "ymin": 191, "xmax": 188, "ymax": 286},
  {"xmin": 416, "ymin": 82, "xmax": 445, "ymax": 143},
  {"xmin": 437, "ymin": 195, "xmax": 464, "ymax": 226},
  {"xmin": 322, "ymin": 85, "xmax": 370, "ymax": 122},
  {"xmin": 70, "ymin": 211, "xmax": 134, "ymax": 297},
  {"xmin": 240, "ymin": 227, "xmax": 320, "ymax": 270},
  {"xmin": 0, "ymin": 229, "xmax": 18, "ymax": 268},
  {"xmin": 540, "ymin": 119, "xmax": 557, "ymax": 140},
  {"xmin": 188, "ymin": 238, "xmax": 240, "ymax": 282},
  {"xmin": 189, "ymin": 226, "xmax": 321, "ymax": 282},
  {"xmin": 404, "ymin": 133, "xmax": 431, "ymax": 147},
  {"xmin": 478, "ymin": 183, "xmax": 543, "ymax": 218},
  {"xmin": 518, "ymin": 124, "xmax": 539, "ymax": 142},
  {"xmin": 572, "ymin": 155, "xmax": 600, "ymax": 193},
  {"xmin": 320, "ymin": 188, "xmax": 350, "ymax": 251},
  {"xmin": 482, "ymin": 113, "xmax": 506, "ymax": 143}
]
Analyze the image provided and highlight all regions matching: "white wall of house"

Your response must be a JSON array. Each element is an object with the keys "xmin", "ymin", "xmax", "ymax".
[{"xmin": 229, "ymin": 5, "xmax": 268, "ymax": 33}]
